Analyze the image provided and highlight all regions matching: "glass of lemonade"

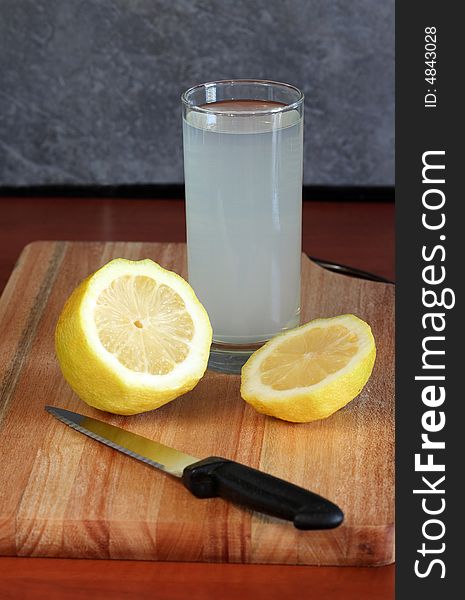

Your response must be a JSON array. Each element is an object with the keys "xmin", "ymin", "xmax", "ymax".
[{"xmin": 182, "ymin": 80, "xmax": 304, "ymax": 373}]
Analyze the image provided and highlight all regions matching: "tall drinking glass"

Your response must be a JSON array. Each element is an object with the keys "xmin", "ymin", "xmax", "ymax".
[{"xmin": 182, "ymin": 80, "xmax": 304, "ymax": 373}]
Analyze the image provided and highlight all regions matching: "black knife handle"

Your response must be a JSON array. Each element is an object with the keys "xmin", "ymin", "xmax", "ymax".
[{"xmin": 182, "ymin": 457, "xmax": 343, "ymax": 530}]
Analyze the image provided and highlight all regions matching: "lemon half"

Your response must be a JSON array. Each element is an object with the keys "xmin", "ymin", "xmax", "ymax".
[
  {"xmin": 55, "ymin": 258, "xmax": 212, "ymax": 415},
  {"xmin": 240, "ymin": 314, "xmax": 376, "ymax": 423}
]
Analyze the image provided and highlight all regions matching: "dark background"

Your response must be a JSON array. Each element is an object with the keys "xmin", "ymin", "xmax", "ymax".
[{"xmin": 0, "ymin": 0, "xmax": 394, "ymax": 189}]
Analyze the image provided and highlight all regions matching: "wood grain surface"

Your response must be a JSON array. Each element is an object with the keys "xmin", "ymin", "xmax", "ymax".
[
  {"xmin": 0, "ymin": 199, "xmax": 395, "ymax": 598},
  {"xmin": 0, "ymin": 240, "xmax": 394, "ymax": 566}
]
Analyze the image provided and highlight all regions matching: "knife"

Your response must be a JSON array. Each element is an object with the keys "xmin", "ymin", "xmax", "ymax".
[{"xmin": 45, "ymin": 406, "xmax": 343, "ymax": 530}]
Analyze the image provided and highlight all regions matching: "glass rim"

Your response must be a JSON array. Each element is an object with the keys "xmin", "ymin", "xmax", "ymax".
[{"xmin": 181, "ymin": 79, "xmax": 304, "ymax": 116}]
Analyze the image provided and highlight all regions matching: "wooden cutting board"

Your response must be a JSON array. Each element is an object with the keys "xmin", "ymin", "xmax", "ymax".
[{"xmin": 0, "ymin": 241, "xmax": 394, "ymax": 566}]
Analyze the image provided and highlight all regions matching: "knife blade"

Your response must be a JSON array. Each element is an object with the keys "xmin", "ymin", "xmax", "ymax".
[{"xmin": 46, "ymin": 405, "xmax": 344, "ymax": 530}]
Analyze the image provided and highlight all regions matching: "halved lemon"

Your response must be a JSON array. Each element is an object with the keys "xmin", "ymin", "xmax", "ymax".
[
  {"xmin": 55, "ymin": 258, "xmax": 212, "ymax": 415},
  {"xmin": 240, "ymin": 314, "xmax": 376, "ymax": 423}
]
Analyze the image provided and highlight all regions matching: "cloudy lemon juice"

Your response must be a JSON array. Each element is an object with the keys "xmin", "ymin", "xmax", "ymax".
[{"xmin": 182, "ymin": 82, "xmax": 304, "ymax": 371}]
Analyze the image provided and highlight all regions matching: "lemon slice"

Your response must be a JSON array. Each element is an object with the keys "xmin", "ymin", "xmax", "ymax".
[
  {"xmin": 240, "ymin": 314, "xmax": 376, "ymax": 423},
  {"xmin": 55, "ymin": 258, "xmax": 212, "ymax": 415}
]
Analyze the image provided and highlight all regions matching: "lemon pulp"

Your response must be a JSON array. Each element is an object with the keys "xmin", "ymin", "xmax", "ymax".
[
  {"xmin": 261, "ymin": 325, "xmax": 359, "ymax": 390},
  {"xmin": 94, "ymin": 275, "xmax": 194, "ymax": 375}
]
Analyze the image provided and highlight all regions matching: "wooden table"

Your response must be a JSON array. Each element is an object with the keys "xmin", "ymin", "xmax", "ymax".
[{"xmin": 0, "ymin": 197, "xmax": 395, "ymax": 599}]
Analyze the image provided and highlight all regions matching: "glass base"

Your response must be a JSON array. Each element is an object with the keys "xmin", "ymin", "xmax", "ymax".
[{"xmin": 208, "ymin": 341, "xmax": 265, "ymax": 375}]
